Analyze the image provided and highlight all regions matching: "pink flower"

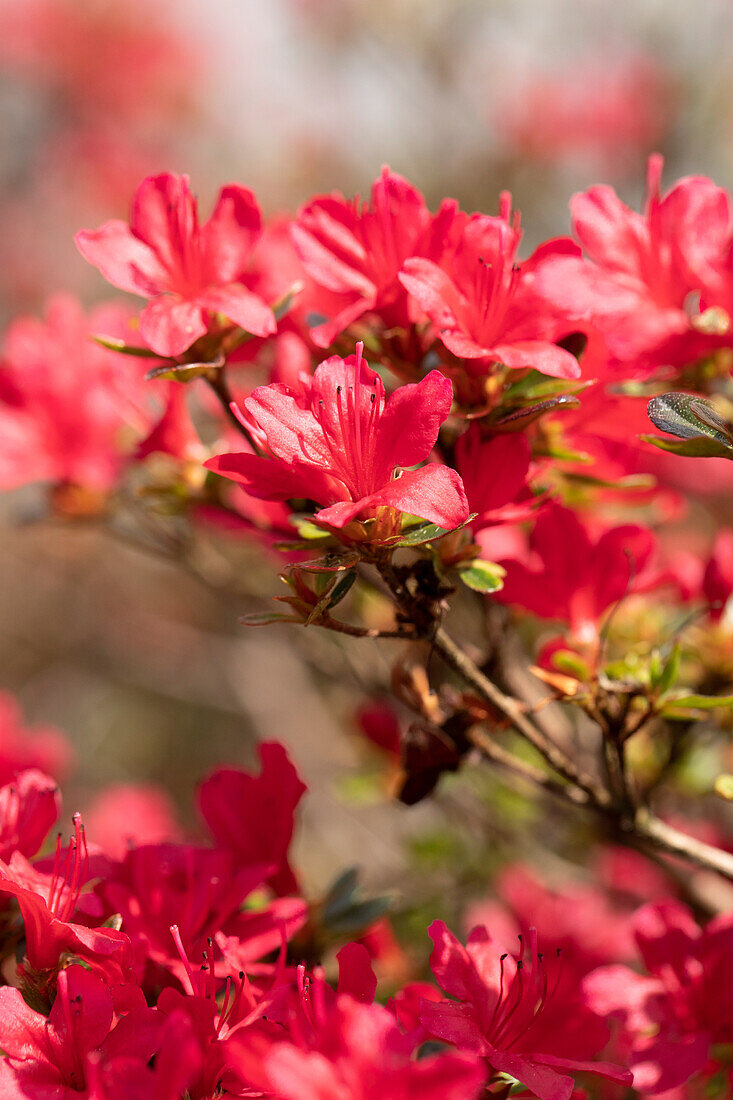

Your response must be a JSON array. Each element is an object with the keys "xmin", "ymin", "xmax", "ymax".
[
  {"xmin": 497, "ymin": 503, "xmax": 656, "ymax": 646},
  {"xmin": 0, "ymin": 769, "xmax": 60, "ymax": 861},
  {"xmin": 534, "ymin": 156, "xmax": 731, "ymax": 372},
  {"xmin": 0, "ymin": 813, "xmax": 133, "ymax": 987},
  {"xmin": 205, "ymin": 344, "xmax": 468, "ymax": 533},
  {"xmin": 454, "ymin": 427, "xmax": 540, "ymax": 538},
  {"xmin": 399, "ymin": 199, "xmax": 582, "ymax": 379},
  {"xmin": 84, "ymin": 783, "xmax": 182, "ymax": 862},
  {"xmin": 232, "ymin": 950, "xmax": 485, "ymax": 1100},
  {"xmin": 0, "ymin": 963, "xmax": 160, "ymax": 1100},
  {"xmin": 703, "ymin": 529, "xmax": 733, "ymax": 622},
  {"xmin": 0, "ymin": 295, "xmax": 155, "ymax": 492},
  {"xmin": 198, "ymin": 742, "xmax": 306, "ymax": 897},
  {"xmin": 0, "ymin": 691, "xmax": 73, "ymax": 784},
  {"xmin": 583, "ymin": 901, "xmax": 733, "ymax": 1094},
  {"xmin": 76, "ymin": 173, "xmax": 276, "ymax": 357},
  {"xmin": 292, "ymin": 166, "xmax": 464, "ymax": 347},
  {"xmin": 420, "ymin": 920, "xmax": 632, "ymax": 1100}
]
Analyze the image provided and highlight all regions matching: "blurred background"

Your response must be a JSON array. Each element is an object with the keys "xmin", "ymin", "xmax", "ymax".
[{"xmin": 1, "ymin": 0, "xmax": 733, "ymax": 905}]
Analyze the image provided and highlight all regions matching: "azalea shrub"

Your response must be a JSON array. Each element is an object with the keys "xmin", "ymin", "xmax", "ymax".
[{"xmin": 1, "ymin": 158, "xmax": 733, "ymax": 1100}]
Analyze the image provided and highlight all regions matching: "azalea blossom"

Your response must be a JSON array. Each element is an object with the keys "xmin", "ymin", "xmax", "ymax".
[
  {"xmin": 399, "ymin": 198, "xmax": 582, "ymax": 379},
  {"xmin": 420, "ymin": 920, "xmax": 632, "ymax": 1100},
  {"xmin": 583, "ymin": 901, "xmax": 733, "ymax": 1094},
  {"xmin": 205, "ymin": 344, "xmax": 468, "ymax": 533},
  {"xmin": 497, "ymin": 503, "xmax": 657, "ymax": 647},
  {"xmin": 534, "ymin": 155, "xmax": 732, "ymax": 372},
  {"xmin": 292, "ymin": 166, "xmax": 464, "ymax": 347},
  {"xmin": 76, "ymin": 173, "xmax": 276, "ymax": 357}
]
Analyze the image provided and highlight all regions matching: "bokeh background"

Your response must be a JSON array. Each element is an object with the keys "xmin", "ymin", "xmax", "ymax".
[{"xmin": 1, "ymin": 0, "xmax": 733, "ymax": 903}]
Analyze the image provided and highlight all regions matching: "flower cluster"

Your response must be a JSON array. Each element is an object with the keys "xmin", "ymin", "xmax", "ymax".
[{"xmin": 1, "ymin": 158, "xmax": 733, "ymax": 1097}]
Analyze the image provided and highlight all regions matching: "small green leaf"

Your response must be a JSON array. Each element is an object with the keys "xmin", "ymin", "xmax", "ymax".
[
  {"xmin": 239, "ymin": 612, "xmax": 302, "ymax": 626},
  {"xmin": 294, "ymin": 551, "xmax": 361, "ymax": 574},
  {"xmin": 641, "ymin": 434, "xmax": 733, "ymax": 460},
  {"xmin": 662, "ymin": 693, "xmax": 733, "ymax": 716},
  {"xmin": 92, "ymin": 334, "xmax": 161, "ymax": 358},
  {"xmin": 290, "ymin": 516, "xmax": 333, "ymax": 541},
  {"xmin": 387, "ymin": 514, "xmax": 477, "ymax": 548},
  {"xmin": 646, "ymin": 393, "xmax": 733, "ymax": 459},
  {"xmin": 322, "ymin": 868, "xmax": 360, "ymax": 921},
  {"xmin": 458, "ymin": 559, "xmax": 506, "ymax": 593},
  {"xmin": 326, "ymin": 896, "xmax": 393, "ymax": 934},
  {"xmin": 304, "ymin": 569, "xmax": 357, "ymax": 624},
  {"xmin": 655, "ymin": 642, "xmax": 681, "ymax": 695},
  {"xmin": 145, "ymin": 356, "xmax": 224, "ymax": 383},
  {"xmin": 489, "ymin": 394, "xmax": 580, "ymax": 432}
]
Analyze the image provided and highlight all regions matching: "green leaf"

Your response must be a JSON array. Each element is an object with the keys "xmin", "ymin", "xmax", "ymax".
[
  {"xmin": 322, "ymin": 868, "xmax": 360, "ymax": 921},
  {"xmin": 662, "ymin": 693, "xmax": 733, "ymax": 716},
  {"xmin": 326, "ymin": 896, "xmax": 393, "ymax": 934},
  {"xmin": 290, "ymin": 516, "xmax": 333, "ymax": 541},
  {"xmin": 145, "ymin": 356, "xmax": 224, "ymax": 383},
  {"xmin": 501, "ymin": 372, "xmax": 591, "ymax": 403},
  {"xmin": 646, "ymin": 393, "xmax": 733, "ymax": 458},
  {"xmin": 239, "ymin": 612, "xmax": 302, "ymax": 626},
  {"xmin": 273, "ymin": 281, "xmax": 304, "ymax": 321},
  {"xmin": 92, "ymin": 334, "xmax": 161, "ymax": 358},
  {"xmin": 304, "ymin": 569, "xmax": 357, "ymax": 624},
  {"xmin": 458, "ymin": 559, "xmax": 506, "ymax": 593},
  {"xmin": 655, "ymin": 642, "xmax": 681, "ymax": 695},
  {"xmin": 488, "ymin": 394, "xmax": 580, "ymax": 432},
  {"xmin": 293, "ymin": 551, "xmax": 361, "ymax": 574},
  {"xmin": 641, "ymin": 434, "xmax": 733, "ymax": 460},
  {"xmin": 387, "ymin": 514, "xmax": 477, "ymax": 548}
]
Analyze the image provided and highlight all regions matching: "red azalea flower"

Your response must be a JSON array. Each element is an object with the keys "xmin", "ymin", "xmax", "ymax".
[
  {"xmin": 0, "ymin": 692, "xmax": 73, "ymax": 784},
  {"xmin": 703, "ymin": 529, "xmax": 733, "ymax": 622},
  {"xmin": 455, "ymin": 427, "xmax": 541, "ymax": 534},
  {"xmin": 291, "ymin": 165, "xmax": 464, "ymax": 347},
  {"xmin": 583, "ymin": 901, "xmax": 733, "ymax": 1094},
  {"xmin": 0, "ymin": 813, "xmax": 133, "ymax": 986},
  {"xmin": 76, "ymin": 173, "xmax": 276, "ymax": 357},
  {"xmin": 231, "ymin": 948, "xmax": 484, "ymax": 1100},
  {"xmin": 99, "ymin": 842, "xmax": 274, "ymax": 989},
  {"xmin": 0, "ymin": 295, "xmax": 160, "ymax": 493},
  {"xmin": 198, "ymin": 743, "xmax": 306, "ymax": 897},
  {"xmin": 420, "ymin": 921, "xmax": 632, "ymax": 1100},
  {"xmin": 205, "ymin": 344, "xmax": 468, "ymax": 533},
  {"xmin": 534, "ymin": 155, "xmax": 731, "ymax": 372},
  {"xmin": 0, "ymin": 964, "xmax": 160, "ymax": 1100},
  {"xmin": 399, "ymin": 198, "xmax": 581, "ymax": 379},
  {"xmin": 497, "ymin": 503, "xmax": 656, "ymax": 647},
  {"xmin": 0, "ymin": 768, "xmax": 60, "ymax": 861},
  {"xmin": 84, "ymin": 783, "xmax": 182, "ymax": 862}
]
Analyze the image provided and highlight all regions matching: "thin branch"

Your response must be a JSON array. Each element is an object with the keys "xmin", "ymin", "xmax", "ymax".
[{"xmin": 433, "ymin": 625, "xmax": 610, "ymax": 806}]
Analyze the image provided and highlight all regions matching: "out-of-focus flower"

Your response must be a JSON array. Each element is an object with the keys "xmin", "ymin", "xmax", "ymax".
[
  {"xmin": 534, "ymin": 156, "xmax": 731, "ymax": 373},
  {"xmin": 497, "ymin": 503, "xmax": 657, "ymax": 647},
  {"xmin": 0, "ymin": 295, "xmax": 156, "ymax": 494},
  {"xmin": 494, "ymin": 55, "xmax": 671, "ymax": 175},
  {"xmin": 84, "ymin": 784, "xmax": 183, "ymax": 862},
  {"xmin": 584, "ymin": 901, "xmax": 733, "ymax": 1094},
  {"xmin": 198, "ymin": 741, "xmax": 306, "ymax": 897},
  {"xmin": 205, "ymin": 344, "xmax": 468, "ymax": 533},
  {"xmin": 0, "ymin": 769, "xmax": 60, "ymax": 861},
  {"xmin": 0, "ymin": 692, "xmax": 73, "ymax": 784},
  {"xmin": 76, "ymin": 174, "xmax": 276, "ymax": 357}
]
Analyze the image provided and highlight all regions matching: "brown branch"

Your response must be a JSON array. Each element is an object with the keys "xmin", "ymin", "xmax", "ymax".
[{"xmin": 433, "ymin": 625, "xmax": 610, "ymax": 806}]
